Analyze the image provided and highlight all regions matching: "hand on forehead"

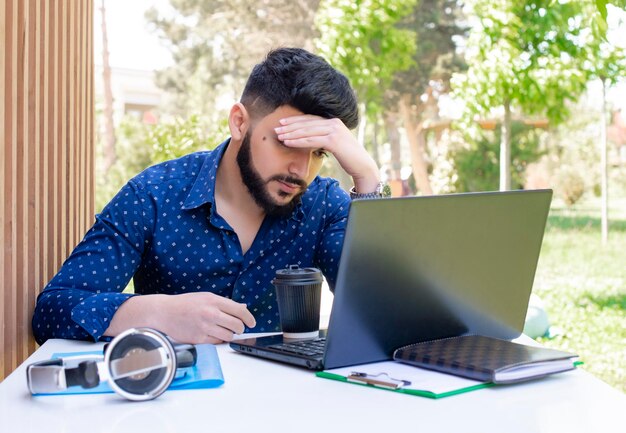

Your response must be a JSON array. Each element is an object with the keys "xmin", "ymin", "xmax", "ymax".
[{"xmin": 274, "ymin": 115, "xmax": 344, "ymax": 152}]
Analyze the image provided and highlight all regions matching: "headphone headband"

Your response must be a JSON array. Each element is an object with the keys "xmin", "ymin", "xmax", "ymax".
[{"xmin": 27, "ymin": 328, "xmax": 197, "ymax": 401}]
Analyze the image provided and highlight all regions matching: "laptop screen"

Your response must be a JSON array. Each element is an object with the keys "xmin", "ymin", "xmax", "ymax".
[{"xmin": 322, "ymin": 189, "xmax": 552, "ymax": 369}]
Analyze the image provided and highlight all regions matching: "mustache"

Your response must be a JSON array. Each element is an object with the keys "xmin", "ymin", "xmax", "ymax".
[{"xmin": 269, "ymin": 175, "xmax": 307, "ymax": 189}]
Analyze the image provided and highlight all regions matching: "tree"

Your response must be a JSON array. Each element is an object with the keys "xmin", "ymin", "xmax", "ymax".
[
  {"xmin": 95, "ymin": 114, "xmax": 224, "ymax": 211},
  {"xmin": 146, "ymin": 0, "xmax": 320, "ymax": 118},
  {"xmin": 582, "ymin": 4, "xmax": 626, "ymax": 243},
  {"xmin": 452, "ymin": 120, "xmax": 544, "ymax": 192},
  {"xmin": 388, "ymin": 0, "xmax": 465, "ymax": 194},
  {"xmin": 149, "ymin": 114, "xmax": 228, "ymax": 162},
  {"xmin": 452, "ymin": 0, "xmax": 591, "ymax": 191},
  {"xmin": 454, "ymin": 0, "xmax": 626, "ymax": 245},
  {"xmin": 316, "ymin": 0, "xmax": 465, "ymax": 195},
  {"xmin": 100, "ymin": 0, "xmax": 117, "ymax": 176},
  {"xmin": 315, "ymin": 0, "xmax": 417, "ymax": 187},
  {"xmin": 315, "ymin": 0, "xmax": 417, "ymax": 119},
  {"xmin": 594, "ymin": 0, "xmax": 626, "ymax": 35}
]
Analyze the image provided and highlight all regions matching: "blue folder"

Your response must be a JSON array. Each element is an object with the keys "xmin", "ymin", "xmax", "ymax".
[{"xmin": 44, "ymin": 343, "xmax": 224, "ymax": 395}]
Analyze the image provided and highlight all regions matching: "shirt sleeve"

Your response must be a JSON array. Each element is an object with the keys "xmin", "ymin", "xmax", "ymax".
[
  {"xmin": 32, "ymin": 180, "xmax": 153, "ymax": 344},
  {"xmin": 314, "ymin": 181, "xmax": 351, "ymax": 292}
]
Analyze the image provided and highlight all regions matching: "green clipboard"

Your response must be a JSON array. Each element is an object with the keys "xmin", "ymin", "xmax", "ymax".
[{"xmin": 316, "ymin": 360, "xmax": 493, "ymax": 399}]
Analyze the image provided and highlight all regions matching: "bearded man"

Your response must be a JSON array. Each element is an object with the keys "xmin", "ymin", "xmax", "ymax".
[{"xmin": 32, "ymin": 47, "xmax": 384, "ymax": 345}]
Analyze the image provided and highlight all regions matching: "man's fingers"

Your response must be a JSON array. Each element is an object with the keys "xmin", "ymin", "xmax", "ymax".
[
  {"xmin": 275, "ymin": 117, "xmax": 348, "ymax": 152},
  {"xmin": 278, "ymin": 114, "xmax": 321, "ymax": 125},
  {"xmin": 212, "ymin": 309, "xmax": 247, "ymax": 335},
  {"xmin": 216, "ymin": 297, "xmax": 257, "ymax": 329},
  {"xmin": 236, "ymin": 304, "xmax": 257, "ymax": 328},
  {"xmin": 275, "ymin": 118, "xmax": 336, "ymax": 135},
  {"xmin": 204, "ymin": 336, "xmax": 224, "ymax": 345},
  {"xmin": 276, "ymin": 120, "xmax": 329, "ymax": 133},
  {"xmin": 204, "ymin": 323, "xmax": 237, "ymax": 342},
  {"xmin": 277, "ymin": 126, "xmax": 331, "ymax": 142}
]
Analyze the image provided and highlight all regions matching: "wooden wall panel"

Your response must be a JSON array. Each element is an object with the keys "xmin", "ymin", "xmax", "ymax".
[{"xmin": 0, "ymin": 0, "xmax": 94, "ymax": 379}]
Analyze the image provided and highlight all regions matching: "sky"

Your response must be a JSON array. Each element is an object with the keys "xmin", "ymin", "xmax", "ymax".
[{"xmin": 94, "ymin": 0, "xmax": 173, "ymax": 71}]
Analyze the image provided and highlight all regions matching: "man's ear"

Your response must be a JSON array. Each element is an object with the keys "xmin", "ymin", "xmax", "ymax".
[{"xmin": 228, "ymin": 103, "xmax": 250, "ymax": 141}]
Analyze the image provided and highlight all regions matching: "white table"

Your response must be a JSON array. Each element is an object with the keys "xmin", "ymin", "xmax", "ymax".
[{"xmin": 1, "ymin": 336, "xmax": 624, "ymax": 433}]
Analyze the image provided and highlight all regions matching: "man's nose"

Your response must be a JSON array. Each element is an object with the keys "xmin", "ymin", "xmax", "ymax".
[{"xmin": 288, "ymin": 149, "xmax": 311, "ymax": 179}]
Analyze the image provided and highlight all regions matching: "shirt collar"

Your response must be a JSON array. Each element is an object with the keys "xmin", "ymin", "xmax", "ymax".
[
  {"xmin": 181, "ymin": 138, "xmax": 305, "ymax": 222},
  {"xmin": 182, "ymin": 139, "xmax": 229, "ymax": 210}
]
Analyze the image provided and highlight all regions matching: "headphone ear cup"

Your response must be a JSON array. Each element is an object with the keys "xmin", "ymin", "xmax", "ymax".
[{"xmin": 105, "ymin": 328, "xmax": 177, "ymax": 401}]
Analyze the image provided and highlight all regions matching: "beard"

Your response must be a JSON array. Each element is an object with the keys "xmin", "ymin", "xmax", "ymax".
[{"xmin": 236, "ymin": 132, "xmax": 307, "ymax": 218}]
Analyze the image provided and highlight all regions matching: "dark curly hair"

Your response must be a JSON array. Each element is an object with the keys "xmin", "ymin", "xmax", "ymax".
[{"xmin": 240, "ymin": 47, "xmax": 359, "ymax": 129}]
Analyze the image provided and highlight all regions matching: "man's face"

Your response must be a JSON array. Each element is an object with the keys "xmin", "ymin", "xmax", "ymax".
[{"xmin": 236, "ymin": 105, "xmax": 326, "ymax": 217}]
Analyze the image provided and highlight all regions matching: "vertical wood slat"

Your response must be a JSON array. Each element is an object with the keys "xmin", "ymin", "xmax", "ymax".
[
  {"xmin": 0, "ymin": 0, "xmax": 9, "ymax": 376},
  {"xmin": 0, "ymin": 0, "xmax": 94, "ymax": 379},
  {"xmin": 16, "ymin": 0, "xmax": 23, "ymax": 364},
  {"xmin": 87, "ymin": 0, "xmax": 94, "ymax": 225},
  {"xmin": 59, "ymin": 0, "xmax": 67, "ymax": 265},
  {"xmin": 0, "ymin": 0, "xmax": 4, "ymax": 380}
]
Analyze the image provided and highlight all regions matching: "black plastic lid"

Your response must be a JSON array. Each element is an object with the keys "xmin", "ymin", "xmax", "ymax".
[{"xmin": 273, "ymin": 265, "xmax": 323, "ymax": 284}]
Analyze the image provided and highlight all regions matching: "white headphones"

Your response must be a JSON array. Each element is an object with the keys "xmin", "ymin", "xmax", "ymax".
[{"xmin": 27, "ymin": 328, "xmax": 197, "ymax": 401}]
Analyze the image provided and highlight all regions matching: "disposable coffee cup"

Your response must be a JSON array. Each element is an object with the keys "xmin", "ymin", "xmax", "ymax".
[{"xmin": 273, "ymin": 265, "xmax": 323, "ymax": 339}]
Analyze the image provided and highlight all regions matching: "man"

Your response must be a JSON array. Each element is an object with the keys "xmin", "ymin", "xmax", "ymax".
[{"xmin": 32, "ymin": 47, "xmax": 384, "ymax": 345}]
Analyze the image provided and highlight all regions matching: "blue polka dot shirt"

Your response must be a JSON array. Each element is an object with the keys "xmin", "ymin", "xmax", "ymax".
[{"xmin": 32, "ymin": 139, "xmax": 351, "ymax": 344}]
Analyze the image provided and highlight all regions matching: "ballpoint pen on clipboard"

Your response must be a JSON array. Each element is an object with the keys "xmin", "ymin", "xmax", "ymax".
[{"xmin": 347, "ymin": 371, "xmax": 412, "ymax": 390}]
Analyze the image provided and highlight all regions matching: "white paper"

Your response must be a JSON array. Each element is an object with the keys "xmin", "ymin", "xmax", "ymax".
[{"xmin": 325, "ymin": 361, "xmax": 485, "ymax": 394}]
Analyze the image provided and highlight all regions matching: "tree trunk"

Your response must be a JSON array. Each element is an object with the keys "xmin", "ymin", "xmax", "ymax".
[
  {"xmin": 101, "ymin": 0, "xmax": 117, "ymax": 175},
  {"xmin": 600, "ymin": 79, "xmax": 609, "ymax": 245},
  {"xmin": 384, "ymin": 113, "xmax": 401, "ymax": 179},
  {"xmin": 500, "ymin": 97, "xmax": 512, "ymax": 191},
  {"xmin": 399, "ymin": 95, "xmax": 433, "ymax": 195},
  {"xmin": 384, "ymin": 112, "xmax": 403, "ymax": 196}
]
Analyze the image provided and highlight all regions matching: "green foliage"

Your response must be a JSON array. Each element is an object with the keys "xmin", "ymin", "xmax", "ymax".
[
  {"xmin": 593, "ymin": 0, "xmax": 626, "ymax": 37},
  {"xmin": 96, "ymin": 116, "xmax": 153, "ymax": 211},
  {"xmin": 315, "ymin": 0, "xmax": 464, "ymax": 115},
  {"xmin": 388, "ymin": 0, "xmax": 467, "ymax": 105},
  {"xmin": 96, "ymin": 114, "xmax": 224, "ymax": 212},
  {"xmin": 453, "ymin": 1, "xmax": 626, "ymax": 128},
  {"xmin": 315, "ymin": 0, "xmax": 417, "ymax": 117},
  {"xmin": 534, "ymin": 200, "xmax": 626, "ymax": 392},
  {"xmin": 545, "ymin": 94, "xmax": 626, "ymax": 203},
  {"xmin": 582, "ymin": 4, "xmax": 626, "ymax": 86},
  {"xmin": 146, "ymin": 0, "xmax": 319, "ymax": 118},
  {"xmin": 450, "ymin": 0, "xmax": 626, "ymax": 191},
  {"xmin": 314, "ymin": 0, "xmax": 465, "ymax": 196},
  {"xmin": 452, "ymin": 120, "xmax": 544, "ymax": 191},
  {"xmin": 452, "ymin": 0, "xmax": 592, "ymax": 127},
  {"xmin": 149, "ymin": 114, "xmax": 228, "ymax": 162},
  {"xmin": 554, "ymin": 168, "xmax": 586, "ymax": 206}
]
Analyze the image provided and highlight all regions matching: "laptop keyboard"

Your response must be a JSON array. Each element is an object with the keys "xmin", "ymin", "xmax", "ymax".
[{"xmin": 268, "ymin": 338, "xmax": 326, "ymax": 357}]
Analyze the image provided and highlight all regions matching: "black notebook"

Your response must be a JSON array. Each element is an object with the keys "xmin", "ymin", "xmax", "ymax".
[{"xmin": 393, "ymin": 335, "xmax": 578, "ymax": 384}]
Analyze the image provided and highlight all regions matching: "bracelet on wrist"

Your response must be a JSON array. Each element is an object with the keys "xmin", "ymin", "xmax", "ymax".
[{"xmin": 349, "ymin": 182, "xmax": 391, "ymax": 200}]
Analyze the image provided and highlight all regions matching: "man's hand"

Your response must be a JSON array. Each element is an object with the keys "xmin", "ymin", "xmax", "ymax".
[
  {"xmin": 105, "ymin": 292, "xmax": 257, "ymax": 344},
  {"xmin": 275, "ymin": 115, "xmax": 380, "ymax": 193},
  {"xmin": 159, "ymin": 292, "xmax": 257, "ymax": 344}
]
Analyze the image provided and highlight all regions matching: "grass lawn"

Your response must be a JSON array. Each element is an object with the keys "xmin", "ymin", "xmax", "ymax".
[{"xmin": 533, "ymin": 197, "xmax": 626, "ymax": 393}]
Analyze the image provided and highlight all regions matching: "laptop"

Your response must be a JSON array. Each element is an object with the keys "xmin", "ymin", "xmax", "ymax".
[{"xmin": 229, "ymin": 189, "xmax": 552, "ymax": 370}]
